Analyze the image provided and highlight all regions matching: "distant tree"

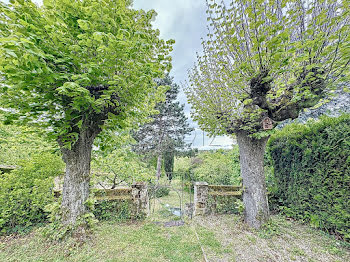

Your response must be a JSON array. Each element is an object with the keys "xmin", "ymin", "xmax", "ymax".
[
  {"xmin": 0, "ymin": 0, "xmax": 173, "ymax": 226},
  {"xmin": 186, "ymin": 0, "xmax": 350, "ymax": 228},
  {"xmin": 133, "ymin": 75, "xmax": 193, "ymax": 180},
  {"xmin": 163, "ymin": 139, "xmax": 175, "ymax": 180}
]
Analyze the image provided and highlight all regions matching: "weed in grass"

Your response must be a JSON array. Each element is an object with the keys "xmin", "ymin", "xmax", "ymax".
[
  {"xmin": 246, "ymin": 235, "xmax": 257, "ymax": 244},
  {"xmin": 258, "ymin": 219, "xmax": 282, "ymax": 239},
  {"xmin": 326, "ymin": 245, "xmax": 343, "ymax": 256},
  {"xmin": 290, "ymin": 247, "xmax": 306, "ymax": 257}
]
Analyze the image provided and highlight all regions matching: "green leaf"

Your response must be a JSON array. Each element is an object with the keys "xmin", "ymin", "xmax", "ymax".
[{"xmin": 77, "ymin": 19, "xmax": 89, "ymax": 30}]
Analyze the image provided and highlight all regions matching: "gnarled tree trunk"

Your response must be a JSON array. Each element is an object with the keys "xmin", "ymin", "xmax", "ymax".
[
  {"xmin": 59, "ymin": 128, "xmax": 98, "ymax": 225},
  {"xmin": 236, "ymin": 131, "xmax": 269, "ymax": 229}
]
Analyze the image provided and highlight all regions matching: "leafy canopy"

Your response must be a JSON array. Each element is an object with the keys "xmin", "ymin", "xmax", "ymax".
[
  {"xmin": 0, "ymin": 0, "xmax": 174, "ymax": 145},
  {"xmin": 186, "ymin": 0, "xmax": 350, "ymax": 136}
]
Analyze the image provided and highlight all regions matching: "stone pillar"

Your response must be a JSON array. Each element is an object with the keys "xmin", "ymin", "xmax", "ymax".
[
  {"xmin": 131, "ymin": 182, "xmax": 149, "ymax": 218},
  {"xmin": 194, "ymin": 182, "xmax": 209, "ymax": 216}
]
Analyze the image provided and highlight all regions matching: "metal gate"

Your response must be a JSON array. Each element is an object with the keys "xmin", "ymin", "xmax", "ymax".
[{"xmin": 148, "ymin": 171, "xmax": 194, "ymax": 221}]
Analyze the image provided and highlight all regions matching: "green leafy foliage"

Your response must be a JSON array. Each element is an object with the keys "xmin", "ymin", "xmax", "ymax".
[
  {"xmin": 192, "ymin": 148, "xmax": 241, "ymax": 185},
  {"xmin": 0, "ymin": 0, "xmax": 173, "ymax": 145},
  {"xmin": 42, "ymin": 199, "xmax": 98, "ymax": 241},
  {"xmin": 267, "ymin": 114, "xmax": 350, "ymax": 241},
  {"xmin": 186, "ymin": 0, "xmax": 350, "ymax": 135},
  {"xmin": 0, "ymin": 153, "xmax": 64, "ymax": 234},
  {"xmin": 207, "ymin": 196, "xmax": 244, "ymax": 215},
  {"xmin": 173, "ymin": 148, "xmax": 241, "ymax": 194},
  {"xmin": 92, "ymin": 131, "xmax": 155, "ymax": 187},
  {"xmin": 0, "ymin": 122, "xmax": 57, "ymax": 165},
  {"xmin": 93, "ymin": 200, "xmax": 133, "ymax": 221}
]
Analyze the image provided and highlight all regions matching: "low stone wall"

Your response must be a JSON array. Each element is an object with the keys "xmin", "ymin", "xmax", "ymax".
[
  {"xmin": 194, "ymin": 182, "xmax": 242, "ymax": 215},
  {"xmin": 54, "ymin": 182, "xmax": 149, "ymax": 218}
]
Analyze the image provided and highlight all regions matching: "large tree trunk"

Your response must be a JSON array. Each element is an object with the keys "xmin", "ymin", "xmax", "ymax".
[
  {"xmin": 236, "ymin": 131, "xmax": 269, "ymax": 229},
  {"xmin": 59, "ymin": 129, "xmax": 97, "ymax": 225},
  {"xmin": 156, "ymin": 154, "xmax": 162, "ymax": 180}
]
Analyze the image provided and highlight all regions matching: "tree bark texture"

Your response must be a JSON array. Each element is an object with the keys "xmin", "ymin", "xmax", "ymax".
[
  {"xmin": 236, "ymin": 131, "xmax": 269, "ymax": 229},
  {"xmin": 156, "ymin": 154, "xmax": 162, "ymax": 180},
  {"xmin": 59, "ymin": 129, "xmax": 98, "ymax": 225}
]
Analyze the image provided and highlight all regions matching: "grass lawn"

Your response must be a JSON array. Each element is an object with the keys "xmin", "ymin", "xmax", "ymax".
[{"xmin": 0, "ymin": 214, "xmax": 349, "ymax": 262}]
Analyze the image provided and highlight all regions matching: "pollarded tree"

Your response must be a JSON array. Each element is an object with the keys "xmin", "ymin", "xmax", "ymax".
[
  {"xmin": 186, "ymin": 0, "xmax": 350, "ymax": 228},
  {"xmin": 0, "ymin": 0, "xmax": 173, "ymax": 225}
]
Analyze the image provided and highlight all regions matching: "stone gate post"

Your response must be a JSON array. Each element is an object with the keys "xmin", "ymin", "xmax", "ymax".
[
  {"xmin": 194, "ymin": 182, "xmax": 209, "ymax": 216},
  {"xmin": 131, "ymin": 182, "xmax": 149, "ymax": 218}
]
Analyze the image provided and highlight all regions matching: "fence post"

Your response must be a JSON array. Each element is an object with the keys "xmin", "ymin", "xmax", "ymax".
[
  {"xmin": 194, "ymin": 182, "xmax": 209, "ymax": 216},
  {"xmin": 131, "ymin": 182, "xmax": 149, "ymax": 218}
]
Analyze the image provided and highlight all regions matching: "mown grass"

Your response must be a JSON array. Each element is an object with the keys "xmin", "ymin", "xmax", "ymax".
[
  {"xmin": 1, "ymin": 214, "xmax": 349, "ymax": 262},
  {"xmin": 0, "ymin": 221, "xmax": 217, "ymax": 262}
]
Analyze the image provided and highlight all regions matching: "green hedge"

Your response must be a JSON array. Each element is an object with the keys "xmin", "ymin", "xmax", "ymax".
[
  {"xmin": 94, "ymin": 199, "xmax": 133, "ymax": 221},
  {"xmin": 267, "ymin": 114, "xmax": 350, "ymax": 240},
  {"xmin": 0, "ymin": 153, "xmax": 64, "ymax": 234}
]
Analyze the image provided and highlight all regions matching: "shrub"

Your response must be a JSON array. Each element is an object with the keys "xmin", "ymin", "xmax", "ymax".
[
  {"xmin": 192, "ymin": 148, "xmax": 241, "ymax": 185},
  {"xmin": 0, "ymin": 153, "xmax": 64, "ymax": 234},
  {"xmin": 207, "ymin": 196, "xmax": 244, "ymax": 214},
  {"xmin": 93, "ymin": 199, "xmax": 133, "ymax": 221},
  {"xmin": 267, "ymin": 114, "xmax": 350, "ymax": 241}
]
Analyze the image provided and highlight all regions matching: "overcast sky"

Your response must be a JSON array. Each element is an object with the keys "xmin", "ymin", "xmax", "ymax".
[
  {"xmin": 2, "ymin": 0, "xmax": 234, "ymax": 149},
  {"xmin": 133, "ymin": 0, "xmax": 233, "ymax": 149}
]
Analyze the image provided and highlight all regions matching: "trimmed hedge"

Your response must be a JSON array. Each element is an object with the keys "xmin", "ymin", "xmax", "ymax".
[{"xmin": 267, "ymin": 114, "xmax": 350, "ymax": 241}]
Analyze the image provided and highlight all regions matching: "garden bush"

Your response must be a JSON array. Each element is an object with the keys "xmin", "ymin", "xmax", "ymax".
[
  {"xmin": 0, "ymin": 153, "xmax": 64, "ymax": 234},
  {"xmin": 93, "ymin": 199, "xmax": 133, "ymax": 221},
  {"xmin": 207, "ymin": 196, "xmax": 244, "ymax": 215},
  {"xmin": 267, "ymin": 114, "xmax": 350, "ymax": 240},
  {"xmin": 173, "ymin": 148, "xmax": 241, "ymax": 193},
  {"xmin": 192, "ymin": 148, "xmax": 241, "ymax": 185}
]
